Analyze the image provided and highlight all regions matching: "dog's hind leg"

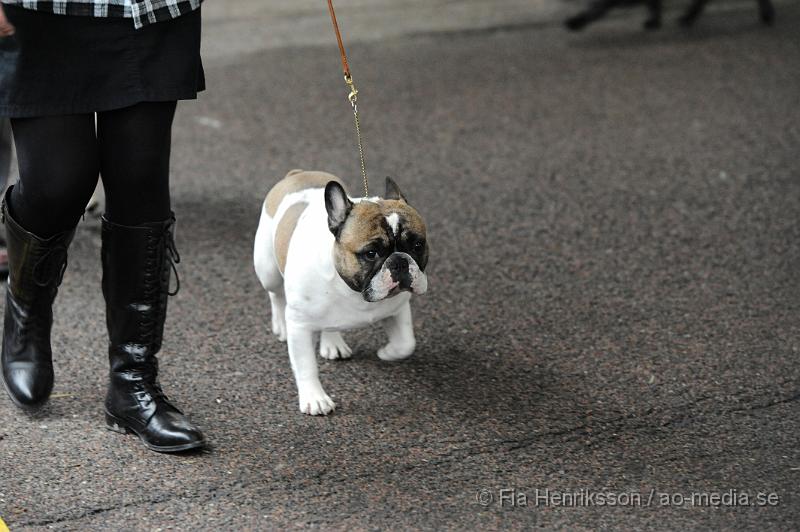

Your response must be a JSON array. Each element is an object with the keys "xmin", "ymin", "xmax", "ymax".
[
  {"xmin": 255, "ymin": 206, "xmax": 288, "ymax": 341},
  {"xmin": 319, "ymin": 331, "xmax": 352, "ymax": 360},
  {"xmin": 254, "ymin": 209, "xmax": 281, "ymax": 291},
  {"xmin": 269, "ymin": 289, "xmax": 288, "ymax": 342}
]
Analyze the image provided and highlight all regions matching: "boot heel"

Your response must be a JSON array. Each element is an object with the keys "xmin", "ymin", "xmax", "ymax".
[{"xmin": 105, "ymin": 412, "xmax": 132, "ymax": 434}]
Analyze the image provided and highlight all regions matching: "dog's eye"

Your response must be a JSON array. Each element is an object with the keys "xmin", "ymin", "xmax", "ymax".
[
  {"xmin": 413, "ymin": 240, "xmax": 425, "ymax": 251},
  {"xmin": 364, "ymin": 250, "xmax": 378, "ymax": 261}
]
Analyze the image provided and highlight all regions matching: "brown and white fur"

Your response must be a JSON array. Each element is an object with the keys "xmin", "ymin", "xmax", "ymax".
[{"xmin": 254, "ymin": 170, "xmax": 429, "ymax": 415}]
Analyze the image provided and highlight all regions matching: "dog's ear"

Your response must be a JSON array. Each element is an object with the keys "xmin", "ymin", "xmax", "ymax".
[
  {"xmin": 385, "ymin": 177, "xmax": 408, "ymax": 203},
  {"xmin": 325, "ymin": 181, "xmax": 353, "ymax": 237}
]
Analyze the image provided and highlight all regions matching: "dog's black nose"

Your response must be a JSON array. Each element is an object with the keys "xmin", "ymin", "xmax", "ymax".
[{"xmin": 388, "ymin": 256, "xmax": 408, "ymax": 275}]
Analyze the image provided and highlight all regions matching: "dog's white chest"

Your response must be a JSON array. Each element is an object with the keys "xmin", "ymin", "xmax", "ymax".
[{"xmin": 286, "ymin": 282, "xmax": 411, "ymax": 332}]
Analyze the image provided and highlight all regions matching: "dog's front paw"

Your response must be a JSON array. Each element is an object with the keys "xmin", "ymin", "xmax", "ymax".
[
  {"xmin": 319, "ymin": 331, "xmax": 352, "ymax": 360},
  {"xmin": 377, "ymin": 340, "xmax": 415, "ymax": 362},
  {"xmin": 298, "ymin": 383, "xmax": 336, "ymax": 415}
]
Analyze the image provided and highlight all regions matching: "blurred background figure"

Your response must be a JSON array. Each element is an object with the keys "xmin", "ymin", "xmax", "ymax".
[
  {"xmin": 0, "ymin": 118, "xmax": 10, "ymax": 278},
  {"xmin": 678, "ymin": 0, "xmax": 774, "ymax": 26},
  {"xmin": 566, "ymin": 0, "xmax": 663, "ymax": 30},
  {"xmin": 565, "ymin": 0, "xmax": 775, "ymax": 31}
]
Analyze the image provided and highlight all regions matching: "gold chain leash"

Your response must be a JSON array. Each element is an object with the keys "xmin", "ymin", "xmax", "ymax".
[{"xmin": 327, "ymin": 0, "xmax": 369, "ymax": 197}]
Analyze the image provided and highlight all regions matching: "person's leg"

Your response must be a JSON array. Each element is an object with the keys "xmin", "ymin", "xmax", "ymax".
[
  {"xmin": 678, "ymin": 0, "xmax": 711, "ymax": 26},
  {"xmin": 1, "ymin": 113, "xmax": 98, "ymax": 410},
  {"xmin": 565, "ymin": 0, "xmax": 619, "ymax": 31},
  {"xmin": 97, "ymin": 101, "xmax": 204, "ymax": 452},
  {"xmin": 757, "ymin": 0, "xmax": 775, "ymax": 25},
  {"xmin": 643, "ymin": 0, "xmax": 662, "ymax": 29},
  {"xmin": 0, "ymin": 118, "xmax": 11, "ymax": 189},
  {"xmin": 0, "ymin": 118, "xmax": 13, "ymax": 278},
  {"xmin": 9, "ymin": 114, "xmax": 99, "ymax": 236},
  {"xmin": 97, "ymin": 100, "xmax": 175, "ymax": 225}
]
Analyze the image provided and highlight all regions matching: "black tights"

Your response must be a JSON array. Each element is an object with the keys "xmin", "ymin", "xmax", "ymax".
[{"xmin": 9, "ymin": 101, "xmax": 177, "ymax": 237}]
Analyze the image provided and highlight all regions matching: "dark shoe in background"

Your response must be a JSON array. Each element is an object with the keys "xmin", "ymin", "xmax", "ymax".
[{"xmin": 102, "ymin": 215, "xmax": 205, "ymax": 453}]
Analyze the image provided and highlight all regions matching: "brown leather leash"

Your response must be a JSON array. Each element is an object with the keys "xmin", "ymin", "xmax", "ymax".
[{"xmin": 326, "ymin": 0, "xmax": 369, "ymax": 197}]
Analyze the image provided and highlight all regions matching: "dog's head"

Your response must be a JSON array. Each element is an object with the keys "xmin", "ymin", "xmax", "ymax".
[{"xmin": 325, "ymin": 178, "xmax": 429, "ymax": 302}]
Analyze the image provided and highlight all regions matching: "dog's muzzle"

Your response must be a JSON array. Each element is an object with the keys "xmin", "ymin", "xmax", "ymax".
[{"xmin": 363, "ymin": 252, "xmax": 427, "ymax": 302}]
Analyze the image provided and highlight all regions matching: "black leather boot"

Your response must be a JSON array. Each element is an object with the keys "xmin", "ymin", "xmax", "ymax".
[
  {"xmin": 1, "ymin": 187, "xmax": 75, "ymax": 411},
  {"xmin": 102, "ymin": 215, "xmax": 205, "ymax": 453}
]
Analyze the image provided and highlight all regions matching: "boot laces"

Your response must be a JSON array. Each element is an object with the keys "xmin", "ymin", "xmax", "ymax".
[
  {"xmin": 146, "ymin": 223, "xmax": 180, "ymax": 296},
  {"xmin": 137, "ymin": 224, "xmax": 181, "ymax": 347},
  {"xmin": 164, "ymin": 226, "xmax": 181, "ymax": 297},
  {"xmin": 135, "ymin": 382, "xmax": 172, "ymax": 407},
  {"xmin": 133, "ymin": 361, "xmax": 175, "ymax": 409},
  {"xmin": 14, "ymin": 245, "xmax": 67, "ymax": 343}
]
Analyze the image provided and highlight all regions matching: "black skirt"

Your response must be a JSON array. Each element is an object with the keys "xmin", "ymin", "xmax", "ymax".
[{"xmin": 0, "ymin": 5, "xmax": 204, "ymax": 118}]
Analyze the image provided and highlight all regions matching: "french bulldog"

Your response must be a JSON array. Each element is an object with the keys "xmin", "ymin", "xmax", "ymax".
[{"xmin": 253, "ymin": 170, "xmax": 429, "ymax": 415}]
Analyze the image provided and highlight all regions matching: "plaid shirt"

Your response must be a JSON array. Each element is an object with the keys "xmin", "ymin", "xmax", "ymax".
[{"xmin": 1, "ymin": 0, "xmax": 202, "ymax": 29}]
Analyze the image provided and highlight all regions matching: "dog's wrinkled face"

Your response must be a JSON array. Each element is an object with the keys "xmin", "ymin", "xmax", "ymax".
[{"xmin": 325, "ymin": 178, "xmax": 429, "ymax": 302}]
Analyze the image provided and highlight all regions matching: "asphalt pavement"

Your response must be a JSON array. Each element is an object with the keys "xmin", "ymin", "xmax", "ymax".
[{"xmin": 1, "ymin": 1, "xmax": 799, "ymax": 530}]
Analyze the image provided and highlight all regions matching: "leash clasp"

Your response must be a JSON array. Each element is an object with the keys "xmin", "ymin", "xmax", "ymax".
[{"xmin": 345, "ymin": 73, "xmax": 358, "ymax": 109}]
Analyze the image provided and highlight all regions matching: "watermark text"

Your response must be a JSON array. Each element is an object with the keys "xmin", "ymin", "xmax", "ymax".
[{"xmin": 476, "ymin": 488, "xmax": 780, "ymax": 508}]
